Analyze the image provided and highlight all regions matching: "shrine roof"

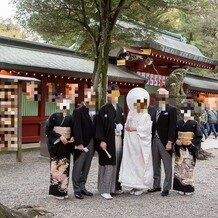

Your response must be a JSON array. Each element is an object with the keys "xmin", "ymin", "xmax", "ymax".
[
  {"xmin": 0, "ymin": 36, "xmax": 145, "ymax": 84},
  {"xmin": 116, "ymin": 20, "xmax": 218, "ymax": 66},
  {"xmin": 0, "ymin": 74, "xmax": 40, "ymax": 82},
  {"xmin": 136, "ymin": 34, "xmax": 217, "ymax": 65},
  {"xmin": 184, "ymin": 73, "xmax": 218, "ymax": 94}
]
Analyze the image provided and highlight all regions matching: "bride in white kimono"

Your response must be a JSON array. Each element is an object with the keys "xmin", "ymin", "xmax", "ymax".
[{"xmin": 119, "ymin": 88, "xmax": 153, "ymax": 195}]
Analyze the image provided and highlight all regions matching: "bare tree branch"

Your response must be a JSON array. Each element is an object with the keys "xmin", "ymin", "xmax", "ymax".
[{"xmin": 110, "ymin": 0, "xmax": 126, "ymax": 31}]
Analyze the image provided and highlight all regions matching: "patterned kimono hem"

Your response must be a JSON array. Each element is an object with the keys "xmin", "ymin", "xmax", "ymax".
[{"xmin": 173, "ymin": 177, "xmax": 195, "ymax": 193}]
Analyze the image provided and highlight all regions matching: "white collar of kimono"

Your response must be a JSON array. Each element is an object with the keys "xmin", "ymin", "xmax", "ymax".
[{"xmin": 112, "ymin": 104, "xmax": 117, "ymax": 110}]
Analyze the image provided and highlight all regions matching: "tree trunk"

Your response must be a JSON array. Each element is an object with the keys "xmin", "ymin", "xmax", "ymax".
[
  {"xmin": 92, "ymin": 1, "xmax": 112, "ymax": 109},
  {"xmin": 0, "ymin": 203, "xmax": 27, "ymax": 218},
  {"xmin": 91, "ymin": 0, "xmax": 125, "ymax": 109},
  {"xmin": 93, "ymin": 39, "xmax": 111, "ymax": 109}
]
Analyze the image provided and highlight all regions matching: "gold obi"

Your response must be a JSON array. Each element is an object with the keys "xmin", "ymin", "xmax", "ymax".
[
  {"xmin": 178, "ymin": 131, "xmax": 194, "ymax": 145},
  {"xmin": 53, "ymin": 126, "xmax": 71, "ymax": 139}
]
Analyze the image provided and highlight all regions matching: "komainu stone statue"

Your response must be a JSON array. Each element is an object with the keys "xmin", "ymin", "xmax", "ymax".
[
  {"xmin": 165, "ymin": 68, "xmax": 187, "ymax": 119},
  {"xmin": 165, "ymin": 68, "xmax": 187, "ymax": 98}
]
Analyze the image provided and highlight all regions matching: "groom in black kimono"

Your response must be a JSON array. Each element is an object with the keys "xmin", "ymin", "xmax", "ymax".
[
  {"xmin": 148, "ymin": 88, "xmax": 177, "ymax": 196},
  {"xmin": 95, "ymin": 84, "xmax": 125, "ymax": 199},
  {"xmin": 72, "ymin": 87, "xmax": 96, "ymax": 199}
]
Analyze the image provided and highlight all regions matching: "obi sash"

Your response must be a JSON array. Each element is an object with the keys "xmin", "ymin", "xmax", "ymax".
[
  {"xmin": 53, "ymin": 126, "xmax": 71, "ymax": 139},
  {"xmin": 178, "ymin": 131, "xmax": 194, "ymax": 145}
]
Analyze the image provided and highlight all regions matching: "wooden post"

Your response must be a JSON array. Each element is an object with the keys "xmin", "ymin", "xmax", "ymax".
[{"xmin": 16, "ymin": 81, "xmax": 22, "ymax": 162}]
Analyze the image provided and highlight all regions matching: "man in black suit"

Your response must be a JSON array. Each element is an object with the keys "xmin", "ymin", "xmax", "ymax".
[
  {"xmin": 148, "ymin": 88, "xmax": 177, "ymax": 196},
  {"xmin": 71, "ymin": 87, "xmax": 96, "ymax": 199}
]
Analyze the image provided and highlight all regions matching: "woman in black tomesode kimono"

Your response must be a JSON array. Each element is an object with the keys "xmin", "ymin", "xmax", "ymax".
[
  {"xmin": 45, "ymin": 99, "xmax": 74, "ymax": 200},
  {"xmin": 173, "ymin": 100, "xmax": 202, "ymax": 195}
]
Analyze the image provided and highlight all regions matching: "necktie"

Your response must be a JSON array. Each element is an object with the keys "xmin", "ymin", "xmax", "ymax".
[
  {"xmin": 156, "ymin": 110, "xmax": 161, "ymax": 121},
  {"xmin": 155, "ymin": 110, "xmax": 160, "ymax": 138}
]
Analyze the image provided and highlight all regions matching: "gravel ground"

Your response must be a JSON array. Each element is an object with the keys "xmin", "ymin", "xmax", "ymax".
[{"xmin": 0, "ymin": 149, "xmax": 218, "ymax": 218}]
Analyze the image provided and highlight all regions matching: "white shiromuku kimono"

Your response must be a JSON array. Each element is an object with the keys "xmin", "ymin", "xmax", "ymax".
[{"xmin": 119, "ymin": 110, "xmax": 153, "ymax": 189}]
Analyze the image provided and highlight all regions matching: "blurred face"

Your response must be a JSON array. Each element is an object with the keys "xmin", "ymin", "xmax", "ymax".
[
  {"xmin": 57, "ymin": 98, "xmax": 71, "ymax": 111},
  {"xmin": 107, "ymin": 90, "xmax": 120, "ymax": 104},
  {"xmin": 180, "ymin": 103, "xmax": 194, "ymax": 120},
  {"xmin": 180, "ymin": 109, "xmax": 193, "ymax": 119},
  {"xmin": 84, "ymin": 87, "xmax": 96, "ymax": 109},
  {"xmin": 156, "ymin": 88, "xmax": 169, "ymax": 111},
  {"xmin": 134, "ymin": 99, "xmax": 148, "ymax": 113}
]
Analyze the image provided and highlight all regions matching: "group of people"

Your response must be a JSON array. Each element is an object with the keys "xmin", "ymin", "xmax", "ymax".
[
  {"xmin": 199, "ymin": 108, "xmax": 218, "ymax": 140},
  {"xmin": 45, "ymin": 85, "xmax": 202, "ymax": 200}
]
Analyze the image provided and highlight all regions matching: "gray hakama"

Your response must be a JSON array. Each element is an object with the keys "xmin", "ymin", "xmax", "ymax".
[{"xmin": 98, "ymin": 132, "xmax": 122, "ymax": 194}]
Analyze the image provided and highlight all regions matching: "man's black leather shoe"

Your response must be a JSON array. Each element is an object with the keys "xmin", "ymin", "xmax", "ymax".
[
  {"xmin": 81, "ymin": 190, "xmax": 93, "ymax": 196},
  {"xmin": 161, "ymin": 190, "xmax": 169, "ymax": 196},
  {"xmin": 147, "ymin": 187, "xmax": 161, "ymax": 193},
  {"xmin": 75, "ymin": 193, "xmax": 84, "ymax": 199}
]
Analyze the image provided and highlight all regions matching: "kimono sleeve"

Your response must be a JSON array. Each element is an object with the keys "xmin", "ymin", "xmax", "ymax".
[
  {"xmin": 191, "ymin": 121, "xmax": 202, "ymax": 150},
  {"xmin": 45, "ymin": 113, "xmax": 62, "ymax": 144},
  {"xmin": 95, "ymin": 108, "xmax": 106, "ymax": 142},
  {"xmin": 136, "ymin": 113, "xmax": 152, "ymax": 138},
  {"xmin": 72, "ymin": 109, "xmax": 84, "ymax": 146}
]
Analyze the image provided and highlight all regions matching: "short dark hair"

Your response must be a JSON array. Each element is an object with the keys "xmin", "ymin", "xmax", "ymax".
[
  {"xmin": 181, "ymin": 99, "xmax": 194, "ymax": 111},
  {"xmin": 107, "ymin": 84, "xmax": 119, "ymax": 93}
]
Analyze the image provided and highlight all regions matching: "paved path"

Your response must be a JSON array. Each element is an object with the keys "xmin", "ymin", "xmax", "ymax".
[
  {"xmin": 0, "ymin": 138, "xmax": 217, "ymax": 217},
  {"xmin": 201, "ymin": 136, "xmax": 218, "ymax": 150}
]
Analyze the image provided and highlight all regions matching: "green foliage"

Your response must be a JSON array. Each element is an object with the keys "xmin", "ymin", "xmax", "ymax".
[
  {"xmin": 160, "ymin": 0, "xmax": 218, "ymax": 60},
  {"xmin": 11, "ymin": 0, "xmax": 218, "ymax": 59},
  {"xmin": 11, "ymin": 0, "xmax": 204, "ymax": 52},
  {"xmin": 0, "ymin": 18, "xmax": 26, "ymax": 38},
  {"xmin": 10, "ymin": 0, "xmax": 218, "ymax": 105}
]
